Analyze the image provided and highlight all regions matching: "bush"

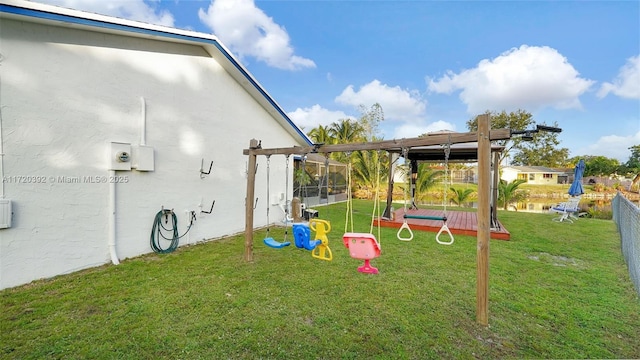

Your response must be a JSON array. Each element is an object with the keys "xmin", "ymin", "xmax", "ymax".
[{"xmin": 586, "ymin": 207, "xmax": 613, "ymax": 220}]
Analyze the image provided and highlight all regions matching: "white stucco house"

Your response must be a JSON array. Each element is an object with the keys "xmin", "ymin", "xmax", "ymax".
[
  {"xmin": 501, "ymin": 166, "xmax": 567, "ymax": 185},
  {"xmin": 0, "ymin": 0, "xmax": 312, "ymax": 289}
]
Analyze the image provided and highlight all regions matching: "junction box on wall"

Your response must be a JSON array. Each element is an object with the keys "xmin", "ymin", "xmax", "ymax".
[
  {"xmin": 0, "ymin": 199, "xmax": 12, "ymax": 229},
  {"xmin": 132, "ymin": 145, "xmax": 154, "ymax": 171}
]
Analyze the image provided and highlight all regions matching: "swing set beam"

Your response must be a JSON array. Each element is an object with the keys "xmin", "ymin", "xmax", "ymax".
[
  {"xmin": 242, "ymin": 129, "xmax": 511, "ymax": 157},
  {"xmin": 243, "ymin": 115, "xmax": 517, "ymax": 327}
]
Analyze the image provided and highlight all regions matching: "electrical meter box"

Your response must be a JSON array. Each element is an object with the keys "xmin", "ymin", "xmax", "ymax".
[
  {"xmin": 0, "ymin": 199, "xmax": 12, "ymax": 229},
  {"xmin": 109, "ymin": 142, "xmax": 131, "ymax": 171}
]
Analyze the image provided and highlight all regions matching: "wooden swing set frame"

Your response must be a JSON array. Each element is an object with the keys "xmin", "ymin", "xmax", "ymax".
[{"xmin": 242, "ymin": 114, "xmax": 509, "ymax": 326}]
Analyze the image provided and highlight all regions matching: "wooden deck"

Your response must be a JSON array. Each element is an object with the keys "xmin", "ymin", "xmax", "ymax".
[{"xmin": 376, "ymin": 208, "xmax": 511, "ymax": 241}]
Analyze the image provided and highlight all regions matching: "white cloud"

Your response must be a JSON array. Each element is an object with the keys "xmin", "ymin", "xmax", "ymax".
[
  {"xmin": 391, "ymin": 120, "xmax": 456, "ymax": 139},
  {"xmin": 198, "ymin": 0, "xmax": 315, "ymax": 71},
  {"xmin": 335, "ymin": 80, "xmax": 427, "ymax": 122},
  {"xmin": 428, "ymin": 45, "xmax": 595, "ymax": 114},
  {"xmin": 33, "ymin": 0, "xmax": 175, "ymax": 26},
  {"xmin": 578, "ymin": 130, "xmax": 640, "ymax": 162},
  {"xmin": 288, "ymin": 105, "xmax": 354, "ymax": 129},
  {"xmin": 597, "ymin": 55, "xmax": 640, "ymax": 100}
]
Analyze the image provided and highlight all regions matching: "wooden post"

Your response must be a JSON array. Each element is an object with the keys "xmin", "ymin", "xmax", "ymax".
[
  {"xmin": 383, "ymin": 152, "xmax": 396, "ymax": 219},
  {"xmin": 476, "ymin": 114, "xmax": 491, "ymax": 326},
  {"xmin": 492, "ymin": 151, "xmax": 500, "ymax": 228},
  {"xmin": 244, "ymin": 139, "xmax": 259, "ymax": 262},
  {"xmin": 291, "ymin": 197, "xmax": 302, "ymax": 222}
]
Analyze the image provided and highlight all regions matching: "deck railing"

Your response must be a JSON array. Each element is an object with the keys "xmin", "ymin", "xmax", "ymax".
[{"xmin": 612, "ymin": 192, "xmax": 640, "ymax": 296}]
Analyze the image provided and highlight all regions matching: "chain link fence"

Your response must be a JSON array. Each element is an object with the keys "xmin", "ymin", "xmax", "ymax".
[{"xmin": 612, "ymin": 192, "xmax": 640, "ymax": 296}]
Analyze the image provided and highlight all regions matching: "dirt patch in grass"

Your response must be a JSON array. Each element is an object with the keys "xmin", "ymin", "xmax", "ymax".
[{"xmin": 528, "ymin": 252, "xmax": 584, "ymax": 267}]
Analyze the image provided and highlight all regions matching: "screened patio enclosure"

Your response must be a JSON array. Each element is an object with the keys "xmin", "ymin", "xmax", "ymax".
[{"xmin": 293, "ymin": 153, "xmax": 348, "ymax": 207}]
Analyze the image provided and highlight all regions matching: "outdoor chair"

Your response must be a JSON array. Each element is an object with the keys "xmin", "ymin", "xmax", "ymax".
[{"xmin": 550, "ymin": 196, "xmax": 582, "ymax": 223}]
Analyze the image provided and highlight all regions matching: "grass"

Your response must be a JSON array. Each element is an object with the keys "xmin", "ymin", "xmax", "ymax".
[{"xmin": 2, "ymin": 200, "xmax": 639, "ymax": 359}]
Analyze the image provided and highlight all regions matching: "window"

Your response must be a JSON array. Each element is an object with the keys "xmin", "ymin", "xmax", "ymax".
[
  {"xmin": 529, "ymin": 173, "xmax": 535, "ymax": 181},
  {"xmin": 543, "ymin": 173, "xmax": 553, "ymax": 179}
]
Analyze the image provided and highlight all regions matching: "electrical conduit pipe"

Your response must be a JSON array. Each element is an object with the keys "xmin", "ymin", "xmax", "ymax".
[
  {"xmin": 108, "ymin": 169, "xmax": 119, "ymax": 265},
  {"xmin": 108, "ymin": 96, "xmax": 146, "ymax": 265}
]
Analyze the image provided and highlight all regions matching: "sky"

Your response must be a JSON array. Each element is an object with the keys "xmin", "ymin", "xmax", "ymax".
[{"xmin": 35, "ymin": 0, "xmax": 640, "ymax": 164}]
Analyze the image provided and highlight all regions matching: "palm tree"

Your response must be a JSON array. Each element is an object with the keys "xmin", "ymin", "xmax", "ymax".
[
  {"xmin": 351, "ymin": 150, "xmax": 388, "ymax": 199},
  {"xmin": 328, "ymin": 119, "xmax": 364, "ymax": 163},
  {"xmin": 413, "ymin": 163, "xmax": 444, "ymax": 204},
  {"xmin": 449, "ymin": 187, "xmax": 476, "ymax": 207},
  {"xmin": 329, "ymin": 119, "xmax": 363, "ymax": 144},
  {"xmin": 498, "ymin": 179, "xmax": 528, "ymax": 210},
  {"xmin": 307, "ymin": 125, "xmax": 334, "ymax": 145}
]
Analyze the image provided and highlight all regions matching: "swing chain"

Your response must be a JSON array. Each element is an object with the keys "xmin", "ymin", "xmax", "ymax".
[
  {"xmin": 344, "ymin": 152, "xmax": 353, "ymax": 233},
  {"xmin": 323, "ymin": 153, "xmax": 331, "ymax": 204},
  {"xmin": 265, "ymin": 155, "xmax": 271, "ymax": 235},
  {"xmin": 397, "ymin": 147, "xmax": 414, "ymax": 241},
  {"xmin": 437, "ymin": 136, "xmax": 455, "ymax": 245},
  {"xmin": 298, "ymin": 154, "xmax": 308, "ymax": 201},
  {"xmin": 401, "ymin": 148, "xmax": 410, "ymax": 213},
  {"xmin": 284, "ymin": 154, "xmax": 291, "ymax": 224},
  {"xmin": 442, "ymin": 136, "xmax": 451, "ymax": 216}
]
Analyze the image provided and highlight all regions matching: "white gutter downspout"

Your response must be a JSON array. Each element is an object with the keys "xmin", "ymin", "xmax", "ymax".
[{"xmin": 108, "ymin": 169, "xmax": 119, "ymax": 265}]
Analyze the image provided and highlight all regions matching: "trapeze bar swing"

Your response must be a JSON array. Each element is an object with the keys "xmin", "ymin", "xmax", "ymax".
[{"xmin": 396, "ymin": 143, "xmax": 454, "ymax": 245}]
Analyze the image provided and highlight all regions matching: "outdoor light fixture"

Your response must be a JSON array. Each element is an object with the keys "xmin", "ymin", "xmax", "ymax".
[
  {"xmin": 511, "ymin": 123, "xmax": 563, "ymax": 141},
  {"xmin": 520, "ymin": 132, "xmax": 535, "ymax": 141},
  {"xmin": 536, "ymin": 124, "xmax": 562, "ymax": 133}
]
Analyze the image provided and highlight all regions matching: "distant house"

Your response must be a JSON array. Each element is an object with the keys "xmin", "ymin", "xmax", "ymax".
[{"xmin": 501, "ymin": 166, "xmax": 567, "ymax": 185}]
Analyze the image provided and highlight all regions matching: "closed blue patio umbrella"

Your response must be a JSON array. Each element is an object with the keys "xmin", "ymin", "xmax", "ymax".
[{"xmin": 568, "ymin": 159, "xmax": 586, "ymax": 196}]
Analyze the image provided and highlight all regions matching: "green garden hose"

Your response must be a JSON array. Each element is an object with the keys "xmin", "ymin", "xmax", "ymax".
[{"xmin": 150, "ymin": 209, "xmax": 195, "ymax": 254}]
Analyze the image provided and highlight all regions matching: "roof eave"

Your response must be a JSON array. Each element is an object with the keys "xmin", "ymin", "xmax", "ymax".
[{"xmin": 0, "ymin": 0, "xmax": 312, "ymax": 146}]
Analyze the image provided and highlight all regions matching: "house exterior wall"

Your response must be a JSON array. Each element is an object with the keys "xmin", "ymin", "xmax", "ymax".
[
  {"xmin": 0, "ymin": 18, "xmax": 299, "ymax": 289},
  {"xmin": 501, "ymin": 168, "xmax": 519, "ymax": 183},
  {"xmin": 501, "ymin": 167, "xmax": 560, "ymax": 185},
  {"xmin": 523, "ymin": 173, "xmax": 558, "ymax": 185}
]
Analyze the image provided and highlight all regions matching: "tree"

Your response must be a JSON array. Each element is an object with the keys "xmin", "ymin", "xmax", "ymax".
[
  {"xmin": 582, "ymin": 155, "xmax": 621, "ymax": 177},
  {"xmin": 329, "ymin": 119, "xmax": 364, "ymax": 144},
  {"xmin": 307, "ymin": 125, "xmax": 334, "ymax": 145},
  {"xmin": 328, "ymin": 119, "xmax": 364, "ymax": 164},
  {"xmin": 413, "ymin": 163, "xmax": 444, "ymax": 203},
  {"xmin": 498, "ymin": 179, "xmax": 528, "ymax": 210},
  {"xmin": 625, "ymin": 145, "xmax": 640, "ymax": 170},
  {"xmin": 510, "ymin": 121, "xmax": 569, "ymax": 167},
  {"xmin": 449, "ymin": 187, "xmax": 475, "ymax": 207},
  {"xmin": 466, "ymin": 110, "xmax": 569, "ymax": 167},
  {"xmin": 305, "ymin": 104, "xmax": 386, "ymax": 196},
  {"xmin": 466, "ymin": 109, "xmax": 534, "ymax": 164},
  {"xmin": 350, "ymin": 149, "xmax": 389, "ymax": 199},
  {"xmin": 358, "ymin": 103, "xmax": 384, "ymax": 141}
]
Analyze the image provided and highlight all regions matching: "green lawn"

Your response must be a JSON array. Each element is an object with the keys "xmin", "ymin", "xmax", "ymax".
[{"xmin": 2, "ymin": 200, "xmax": 639, "ymax": 359}]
